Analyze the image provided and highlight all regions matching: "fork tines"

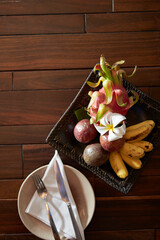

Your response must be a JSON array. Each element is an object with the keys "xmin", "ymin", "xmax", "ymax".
[{"xmin": 32, "ymin": 174, "xmax": 46, "ymax": 191}]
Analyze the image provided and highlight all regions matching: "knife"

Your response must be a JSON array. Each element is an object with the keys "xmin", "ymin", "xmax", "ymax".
[{"xmin": 53, "ymin": 160, "xmax": 83, "ymax": 240}]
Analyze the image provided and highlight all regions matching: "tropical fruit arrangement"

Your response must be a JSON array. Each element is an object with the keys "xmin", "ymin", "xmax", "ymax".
[
  {"xmin": 73, "ymin": 56, "xmax": 155, "ymax": 179},
  {"xmin": 109, "ymin": 119, "xmax": 155, "ymax": 179}
]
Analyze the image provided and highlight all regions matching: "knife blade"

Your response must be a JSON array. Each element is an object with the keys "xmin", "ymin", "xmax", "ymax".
[{"xmin": 53, "ymin": 160, "xmax": 83, "ymax": 240}]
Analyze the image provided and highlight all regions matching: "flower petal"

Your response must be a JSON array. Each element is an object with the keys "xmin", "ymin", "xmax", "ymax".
[
  {"xmin": 108, "ymin": 130, "xmax": 122, "ymax": 142},
  {"xmin": 111, "ymin": 113, "xmax": 126, "ymax": 127},
  {"xmin": 94, "ymin": 124, "xmax": 108, "ymax": 135},
  {"xmin": 113, "ymin": 122, "xmax": 126, "ymax": 136},
  {"xmin": 100, "ymin": 111, "xmax": 113, "ymax": 126}
]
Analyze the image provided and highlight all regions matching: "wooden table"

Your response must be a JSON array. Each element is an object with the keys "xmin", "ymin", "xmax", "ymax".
[{"xmin": 0, "ymin": 1, "xmax": 160, "ymax": 239}]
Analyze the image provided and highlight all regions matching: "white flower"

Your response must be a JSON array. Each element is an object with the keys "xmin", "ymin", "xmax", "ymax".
[{"xmin": 94, "ymin": 111, "xmax": 126, "ymax": 142}]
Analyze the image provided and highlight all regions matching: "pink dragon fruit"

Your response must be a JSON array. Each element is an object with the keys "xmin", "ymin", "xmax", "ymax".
[{"xmin": 87, "ymin": 56, "xmax": 139, "ymax": 123}]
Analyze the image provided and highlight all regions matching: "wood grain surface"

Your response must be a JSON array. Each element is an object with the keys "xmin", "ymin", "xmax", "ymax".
[
  {"xmin": 86, "ymin": 12, "xmax": 160, "ymax": 32},
  {"xmin": 0, "ymin": 0, "xmax": 112, "ymax": 15},
  {"xmin": 0, "ymin": 15, "xmax": 85, "ymax": 35},
  {"xmin": 114, "ymin": 0, "xmax": 160, "ymax": 12},
  {"xmin": 0, "ymin": 0, "xmax": 160, "ymax": 239},
  {"xmin": 0, "ymin": 32, "xmax": 159, "ymax": 71}
]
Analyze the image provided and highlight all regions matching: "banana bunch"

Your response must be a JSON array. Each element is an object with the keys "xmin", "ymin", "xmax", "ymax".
[{"xmin": 109, "ymin": 120, "xmax": 155, "ymax": 179}]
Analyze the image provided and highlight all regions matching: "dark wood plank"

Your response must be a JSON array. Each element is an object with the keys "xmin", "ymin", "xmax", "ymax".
[
  {"xmin": 0, "ymin": 200, "xmax": 27, "ymax": 234},
  {"xmin": 0, "ymin": 90, "xmax": 78, "ymax": 125},
  {"xmin": 89, "ymin": 197, "xmax": 160, "ymax": 230},
  {"xmin": 0, "ymin": 145, "xmax": 22, "ymax": 179},
  {"xmin": 138, "ymin": 87, "xmax": 150, "ymax": 95},
  {"xmin": 95, "ymin": 175, "xmax": 160, "ymax": 197},
  {"xmin": 94, "ymin": 198, "xmax": 160, "ymax": 218},
  {"xmin": 137, "ymin": 87, "xmax": 160, "ymax": 102},
  {"xmin": 0, "ymin": 0, "xmax": 111, "ymax": 15},
  {"xmin": 156, "ymin": 229, "xmax": 160, "ymax": 240},
  {"xmin": 0, "ymin": 125, "xmax": 52, "ymax": 145},
  {"xmin": 0, "ymin": 32, "xmax": 159, "ymax": 71},
  {"xmin": 0, "ymin": 15, "xmax": 84, "ymax": 35},
  {"xmin": 149, "ymin": 87, "xmax": 160, "ymax": 102},
  {"xmin": 0, "ymin": 179, "xmax": 23, "ymax": 199},
  {"xmin": 13, "ymin": 67, "xmax": 160, "ymax": 91},
  {"xmin": 86, "ymin": 12, "xmax": 160, "ymax": 33},
  {"xmin": 141, "ymin": 157, "xmax": 160, "ymax": 177},
  {"xmin": 13, "ymin": 69, "xmax": 90, "ymax": 90},
  {"xmin": 114, "ymin": 0, "xmax": 160, "ymax": 12},
  {"xmin": 5, "ymin": 234, "xmax": 40, "ymax": 240},
  {"xmin": 126, "ymin": 67, "xmax": 160, "ymax": 87},
  {"xmin": 138, "ymin": 87, "xmax": 160, "ymax": 102},
  {"xmin": 86, "ymin": 230, "xmax": 154, "ymax": 240},
  {"xmin": 1, "ymin": 197, "xmax": 159, "ymax": 234},
  {"xmin": 88, "ymin": 215, "xmax": 160, "ymax": 231},
  {"xmin": 130, "ymin": 175, "xmax": 160, "ymax": 196},
  {"xmin": 23, "ymin": 144, "xmax": 55, "ymax": 177},
  {"xmin": 0, "ymin": 236, "xmax": 4, "ymax": 240},
  {"xmin": 0, "ymin": 72, "xmax": 12, "ymax": 91},
  {"xmin": 4, "ymin": 230, "xmax": 155, "ymax": 240}
]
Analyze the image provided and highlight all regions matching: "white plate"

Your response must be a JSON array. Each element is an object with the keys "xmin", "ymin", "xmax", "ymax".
[{"xmin": 17, "ymin": 165, "xmax": 95, "ymax": 239}]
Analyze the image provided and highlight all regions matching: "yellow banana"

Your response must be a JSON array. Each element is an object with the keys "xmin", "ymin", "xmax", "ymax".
[
  {"xmin": 119, "ymin": 142, "xmax": 145, "ymax": 158},
  {"xmin": 132, "ymin": 140, "xmax": 153, "ymax": 152},
  {"xmin": 109, "ymin": 151, "xmax": 128, "ymax": 179},
  {"xmin": 124, "ymin": 125, "xmax": 152, "ymax": 142},
  {"xmin": 126, "ymin": 120, "xmax": 155, "ymax": 132},
  {"xmin": 120, "ymin": 152, "xmax": 142, "ymax": 169}
]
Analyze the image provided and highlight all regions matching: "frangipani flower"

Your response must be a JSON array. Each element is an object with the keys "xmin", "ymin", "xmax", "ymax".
[{"xmin": 94, "ymin": 112, "xmax": 126, "ymax": 142}]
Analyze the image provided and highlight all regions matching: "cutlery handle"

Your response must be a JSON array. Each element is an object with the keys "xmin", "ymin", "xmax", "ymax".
[
  {"xmin": 67, "ymin": 203, "xmax": 83, "ymax": 240},
  {"xmin": 44, "ymin": 200, "xmax": 61, "ymax": 240}
]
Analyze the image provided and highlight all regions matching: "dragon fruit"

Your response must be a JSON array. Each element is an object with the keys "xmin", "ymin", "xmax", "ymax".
[{"xmin": 87, "ymin": 56, "xmax": 139, "ymax": 123}]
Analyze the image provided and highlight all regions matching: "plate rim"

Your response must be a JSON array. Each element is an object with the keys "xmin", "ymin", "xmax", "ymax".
[{"xmin": 17, "ymin": 164, "xmax": 96, "ymax": 238}]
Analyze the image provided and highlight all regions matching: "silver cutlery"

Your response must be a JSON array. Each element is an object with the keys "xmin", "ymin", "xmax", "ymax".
[
  {"xmin": 53, "ymin": 160, "xmax": 83, "ymax": 240},
  {"xmin": 32, "ymin": 174, "xmax": 61, "ymax": 240}
]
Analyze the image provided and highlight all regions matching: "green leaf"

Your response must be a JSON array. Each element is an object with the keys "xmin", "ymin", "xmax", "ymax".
[
  {"xmin": 128, "ymin": 90, "xmax": 139, "ymax": 108},
  {"xmin": 95, "ymin": 104, "xmax": 111, "ymax": 123},
  {"xmin": 100, "ymin": 56, "xmax": 113, "ymax": 80},
  {"xmin": 116, "ymin": 94, "xmax": 127, "ymax": 107},
  {"xmin": 117, "ymin": 65, "xmax": 137, "ymax": 78},
  {"xmin": 103, "ymin": 79, "xmax": 113, "ymax": 104},
  {"xmin": 111, "ymin": 69, "xmax": 120, "ymax": 86},
  {"xmin": 74, "ymin": 107, "xmax": 90, "ymax": 121},
  {"xmin": 128, "ymin": 65, "xmax": 137, "ymax": 77},
  {"xmin": 111, "ymin": 60, "xmax": 125, "ymax": 69},
  {"xmin": 93, "ymin": 63, "xmax": 102, "ymax": 73},
  {"xmin": 87, "ymin": 76, "xmax": 105, "ymax": 88},
  {"xmin": 93, "ymin": 64, "xmax": 106, "ymax": 78}
]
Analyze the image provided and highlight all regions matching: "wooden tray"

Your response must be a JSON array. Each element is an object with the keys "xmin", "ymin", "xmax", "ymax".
[{"xmin": 46, "ymin": 70, "xmax": 160, "ymax": 194}]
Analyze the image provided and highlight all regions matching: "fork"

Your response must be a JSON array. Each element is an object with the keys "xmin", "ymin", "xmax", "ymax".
[{"xmin": 32, "ymin": 174, "xmax": 61, "ymax": 240}]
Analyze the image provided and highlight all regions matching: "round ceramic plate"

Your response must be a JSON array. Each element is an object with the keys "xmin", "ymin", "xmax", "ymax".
[{"xmin": 17, "ymin": 165, "xmax": 95, "ymax": 240}]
